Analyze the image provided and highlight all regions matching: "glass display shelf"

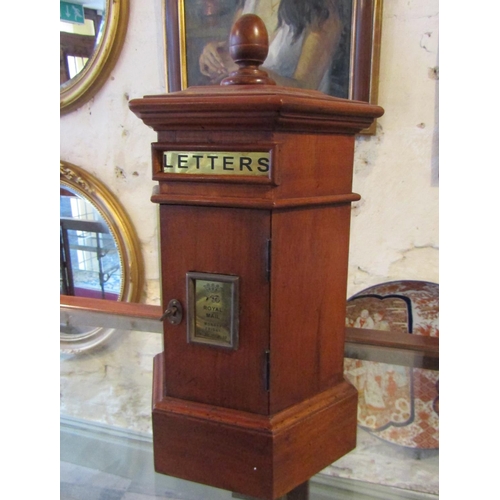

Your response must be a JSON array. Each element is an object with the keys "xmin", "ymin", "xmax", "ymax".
[{"xmin": 60, "ymin": 298, "xmax": 438, "ymax": 500}]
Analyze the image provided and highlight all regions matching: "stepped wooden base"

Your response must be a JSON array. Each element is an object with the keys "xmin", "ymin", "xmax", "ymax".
[{"xmin": 152, "ymin": 354, "xmax": 358, "ymax": 500}]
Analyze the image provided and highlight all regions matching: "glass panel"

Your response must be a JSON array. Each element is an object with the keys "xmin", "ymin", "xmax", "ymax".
[{"xmin": 60, "ymin": 306, "xmax": 438, "ymax": 498}]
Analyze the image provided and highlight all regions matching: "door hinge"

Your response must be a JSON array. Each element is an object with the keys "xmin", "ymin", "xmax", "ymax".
[
  {"xmin": 265, "ymin": 239, "xmax": 272, "ymax": 282},
  {"xmin": 264, "ymin": 350, "xmax": 271, "ymax": 392}
]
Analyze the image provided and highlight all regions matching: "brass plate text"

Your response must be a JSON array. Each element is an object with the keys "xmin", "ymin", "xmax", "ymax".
[
  {"xmin": 163, "ymin": 151, "xmax": 270, "ymax": 176},
  {"xmin": 187, "ymin": 272, "xmax": 239, "ymax": 349}
]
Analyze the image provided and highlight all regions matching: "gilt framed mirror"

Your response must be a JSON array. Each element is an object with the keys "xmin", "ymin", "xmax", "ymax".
[
  {"xmin": 60, "ymin": 0, "xmax": 129, "ymax": 114},
  {"xmin": 60, "ymin": 160, "xmax": 143, "ymax": 351}
]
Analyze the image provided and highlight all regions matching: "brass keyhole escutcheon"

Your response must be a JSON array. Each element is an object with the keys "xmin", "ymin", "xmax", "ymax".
[{"xmin": 160, "ymin": 299, "xmax": 183, "ymax": 325}]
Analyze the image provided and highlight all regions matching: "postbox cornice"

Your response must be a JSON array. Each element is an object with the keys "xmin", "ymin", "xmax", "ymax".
[{"xmin": 128, "ymin": 85, "xmax": 384, "ymax": 135}]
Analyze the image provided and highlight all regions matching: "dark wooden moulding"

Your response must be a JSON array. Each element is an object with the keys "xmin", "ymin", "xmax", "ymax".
[{"xmin": 129, "ymin": 14, "xmax": 384, "ymax": 500}]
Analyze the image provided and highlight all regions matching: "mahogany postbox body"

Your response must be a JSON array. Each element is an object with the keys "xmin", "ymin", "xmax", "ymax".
[{"xmin": 130, "ymin": 84, "xmax": 383, "ymax": 499}]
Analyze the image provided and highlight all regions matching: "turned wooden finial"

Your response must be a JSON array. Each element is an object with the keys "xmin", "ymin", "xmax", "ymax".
[{"xmin": 220, "ymin": 14, "xmax": 276, "ymax": 86}]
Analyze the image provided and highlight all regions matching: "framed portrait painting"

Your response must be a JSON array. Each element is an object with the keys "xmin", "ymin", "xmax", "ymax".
[{"xmin": 163, "ymin": 0, "xmax": 382, "ymax": 107}]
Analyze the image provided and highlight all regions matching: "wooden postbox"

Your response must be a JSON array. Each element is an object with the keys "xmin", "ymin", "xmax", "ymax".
[{"xmin": 130, "ymin": 14, "xmax": 383, "ymax": 500}]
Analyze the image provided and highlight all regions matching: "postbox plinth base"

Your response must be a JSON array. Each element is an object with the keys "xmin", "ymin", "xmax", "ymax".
[{"xmin": 152, "ymin": 353, "xmax": 358, "ymax": 500}]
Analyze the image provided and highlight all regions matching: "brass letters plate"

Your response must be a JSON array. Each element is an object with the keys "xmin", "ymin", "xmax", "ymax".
[
  {"xmin": 186, "ymin": 272, "xmax": 239, "ymax": 349},
  {"xmin": 163, "ymin": 151, "xmax": 270, "ymax": 176}
]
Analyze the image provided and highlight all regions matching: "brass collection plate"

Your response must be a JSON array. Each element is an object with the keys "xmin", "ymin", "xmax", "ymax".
[
  {"xmin": 186, "ymin": 272, "xmax": 239, "ymax": 349},
  {"xmin": 163, "ymin": 151, "xmax": 270, "ymax": 177}
]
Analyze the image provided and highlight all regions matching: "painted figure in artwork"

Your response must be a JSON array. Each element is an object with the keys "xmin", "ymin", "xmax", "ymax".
[
  {"xmin": 373, "ymin": 311, "xmax": 390, "ymax": 331},
  {"xmin": 354, "ymin": 309, "xmax": 374, "ymax": 329},
  {"xmin": 198, "ymin": 0, "xmax": 350, "ymax": 95},
  {"xmin": 344, "ymin": 282, "xmax": 439, "ymax": 449}
]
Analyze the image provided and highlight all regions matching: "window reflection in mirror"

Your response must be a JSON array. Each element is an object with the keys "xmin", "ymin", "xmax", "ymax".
[
  {"xmin": 60, "ymin": 1, "xmax": 106, "ymax": 85},
  {"xmin": 60, "ymin": 187, "xmax": 122, "ymax": 300},
  {"xmin": 60, "ymin": 160, "xmax": 143, "ymax": 304},
  {"xmin": 60, "ymin": 161, "xmax": 142, "ymax": 351},
  {"xmin": 60, "ymin": 1, "xmax": 128, "ymax": 114}
]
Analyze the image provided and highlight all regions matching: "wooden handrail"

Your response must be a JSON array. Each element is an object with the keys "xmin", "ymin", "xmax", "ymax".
[
  {"xmin": 60, "ymin": 297, "xmax": 439, "ymax": 359},
  {"xmin": 60, "ymin": 217, "xmax": 109, "ymax": 234},
  {"xmin": 345, "ymin": 327, "xmax": 439, "ymax": 353},
  {"xmin": 60, "ymin": 295, "xmax": 162, "ymax": 319}
]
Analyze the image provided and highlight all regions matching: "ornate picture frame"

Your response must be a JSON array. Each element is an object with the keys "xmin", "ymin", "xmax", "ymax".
[{"xmin": 163, "ymin": 0, "xmax": 382, "ymax": 112}]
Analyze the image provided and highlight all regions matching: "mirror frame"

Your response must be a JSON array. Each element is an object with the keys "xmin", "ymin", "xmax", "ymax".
[
  {"xmin": 60, "ymin": 0, "xmax": 129, "ymax": 114},
  {"xmin": 60, "ymin": 159, "xmax": 144, "ymax": 310},
  {"xmin": 60, "ymin": 160, "xmax": 144, "ymax": 352}
]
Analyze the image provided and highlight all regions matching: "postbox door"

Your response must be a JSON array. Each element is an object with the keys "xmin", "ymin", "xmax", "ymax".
[{"xmin": 160, "ymin": 205, "xmax": 271, "ymax": 415}]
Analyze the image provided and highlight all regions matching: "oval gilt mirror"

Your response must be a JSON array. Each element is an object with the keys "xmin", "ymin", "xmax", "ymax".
[
  {"xmin": 60, "ymin": 160, "xmax": 143, "ymax": 351},
  {"xmin": 60, "ymin": 0, "xmax": 129, "ymax": 114}
]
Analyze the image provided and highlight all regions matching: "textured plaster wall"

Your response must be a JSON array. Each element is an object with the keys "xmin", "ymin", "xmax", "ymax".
[
  {"xmin": 60, "ymin": 330, "xmax": 162, "ymax": 433},
  {"xmin": 60, "ymin": 0, "xmax": 439, "ymax": 493},
  {"xmin": 348, "ymin": 0, "xmax": 439, "ymax": 297},
  {"xmin": 60, "ymin": 0, "xmax": 166, "ymax": 305},
  {"xmin": 60, "ymin": 0, "xmax": 439, "ymax": 304}
]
